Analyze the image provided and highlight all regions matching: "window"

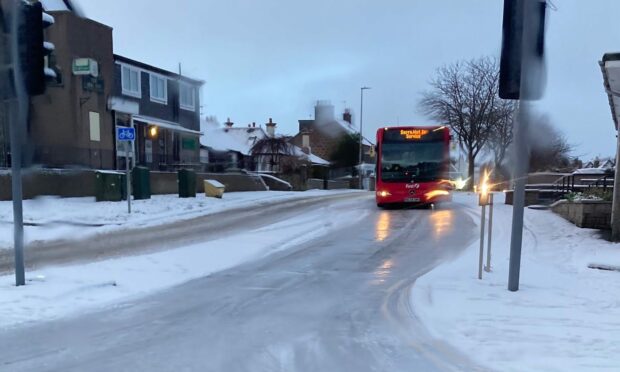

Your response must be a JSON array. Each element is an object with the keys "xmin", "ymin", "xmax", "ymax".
[
  {"xmin": 121, "ymin": 65, "xmax": 141, "ymax": 97},
  {"xmin": 89, "ymin": 112, "xmax": 100, "ymax": 141},
  {"xmin": 149, "ymin": 74, "xmax": 167, "ymax": 103},
  {"xmin": 179, "ymin": 82, "xmax": 195, "ymax": 111}
]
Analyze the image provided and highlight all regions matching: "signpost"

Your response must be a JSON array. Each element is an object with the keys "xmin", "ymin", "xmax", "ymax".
[
  {"xmin": 116, "ymin": 126, "xmax": 135, "ymax": 214},
  {"xmin": 485, "ymin": 193, "xmax": 495, "ymax": 272},
  {"xmin": 477, "ymin": 171, "xmax": 491, "ymax": 279}
]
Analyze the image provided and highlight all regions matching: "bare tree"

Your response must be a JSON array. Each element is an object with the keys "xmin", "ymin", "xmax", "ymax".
[
  {"xmin": 420, "ymin": 57, "xmax": 507, "ymax": 188},
  {"xmin": 250, "ymin": 136, "xmax": 294, "ymax": 173}
]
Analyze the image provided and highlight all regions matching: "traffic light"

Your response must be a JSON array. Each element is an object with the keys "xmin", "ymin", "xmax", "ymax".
[
  {"xmin": 499, "ymin": 0, "xmax": 547, "ymax": 100},
  {"xmin": 18, "ymin": 0, "xmax": 55, "ymax": 96}
]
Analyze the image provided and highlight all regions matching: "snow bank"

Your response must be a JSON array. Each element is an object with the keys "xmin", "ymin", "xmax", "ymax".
[
  {"xmin": 0, "ymin": 190, "xmax": 360, "ymax": 249},
  {"xmin": 411, "ymin": 192, "xmax": 620, "ymax": 371},
  {"xmin": 0, "ymin": 196, "xmax": 369, "ymax": 329}
]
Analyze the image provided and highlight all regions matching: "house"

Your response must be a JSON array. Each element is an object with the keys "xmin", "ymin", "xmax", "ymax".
[
  {"xmin": 110, "ymin": 55, "xmax": 204, "ymax": 171},
  {"xmin": 200, "ymin": 118, "xmax": 265, "ymax": 172},
  {"xmin": 289, "ymin": 101, "xmax": 375, "ymax": 168},
  {"xmin": 0, "ymin": 5, "xmax": 204, "ymax": 171},
  {"xmin": 200, "ymin": 117, "xmax": 329, "ymax": 173},
  {"xmin": 599, "ymin": 158, "xmax": 615, "ymax": 170}
]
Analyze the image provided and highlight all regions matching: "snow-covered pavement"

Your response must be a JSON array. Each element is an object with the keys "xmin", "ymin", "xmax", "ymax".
[
  {"xmin": 411, "ymin": 192, "xmax": 620, "ymax": 371},
  {"xmin": 0, "ymin": 189, "xmax": 360, "ymax": 249},
  {"xmin": 0, "ymin": 193, "xmax": 370, "ymax": 329}
]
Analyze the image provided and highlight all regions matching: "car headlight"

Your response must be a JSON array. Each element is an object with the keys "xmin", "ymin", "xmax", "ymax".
[{"xmin": 378, "ymin": 190, "xmax": 391, "ymax": 197}]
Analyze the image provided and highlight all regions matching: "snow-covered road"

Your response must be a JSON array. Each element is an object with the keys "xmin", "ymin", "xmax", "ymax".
[{"xmin": 0, "ymin": 195, "xmax": 480, "ymax": 371}]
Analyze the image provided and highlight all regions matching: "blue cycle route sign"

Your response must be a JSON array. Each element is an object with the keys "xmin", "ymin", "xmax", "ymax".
[{"xmin": 116, "ymin": 127, "xmax": 136, "ymax": 141}]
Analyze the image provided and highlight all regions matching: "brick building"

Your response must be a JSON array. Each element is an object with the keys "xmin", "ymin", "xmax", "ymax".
[{"xmin": 290, "ymin": 101, "xmax": 374, "ymax": 165}]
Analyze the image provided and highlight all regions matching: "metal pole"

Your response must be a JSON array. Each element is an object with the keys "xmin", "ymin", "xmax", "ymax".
[
  {"xmin": 478, "ymin": 204, "xmax": 486, "ymax": 280},
  {"xmin": 126, "ymin": 141, "xmax": 131, "ymax": 214},
  {"xmin": 508, "ymin": 102, "xmax": 530, "ymax": 291},
  {"xmin": 358, "ymin": 88, "xmax": 364, "ymax": 190},
  {"xmin": 8, "ymin": 0, "xmax": 26, "ymax": 286},
  {"xmin": 9, "ymin": 102, "xmax": 25, "ymax": 286},
  {"xmin": 485, "ymin": 193, "xmax": 494, "ymax": 272}
]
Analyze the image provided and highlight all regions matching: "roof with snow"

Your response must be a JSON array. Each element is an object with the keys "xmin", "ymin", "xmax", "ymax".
[
  {"xmin": 573, "ymin": 168, "xmax": 608, "ymax": 175},
  {"xmin": 291, "ymin": 146, "xmax": 330, "ymax": 165},
  {"xmin": 308, "ymin": 119, "xmax": 373, "ymax": 146},
  {"xmin": 201, "ymin": 126, "xmax": 267, "ymax": 155},
  {"xmin": 200, "ymin": 121, "xmax": 330, "ymax": 165},
  {"xmin": 600, "ymin": 53, "xmax": 620, "ymax": 130}
]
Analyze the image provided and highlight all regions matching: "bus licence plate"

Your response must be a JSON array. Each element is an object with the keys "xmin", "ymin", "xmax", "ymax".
[{"xmin": 404, "ymin": 197, "xmax": 420, "ymax": 202}]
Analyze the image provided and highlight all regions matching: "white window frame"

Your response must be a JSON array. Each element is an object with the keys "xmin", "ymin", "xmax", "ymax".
[
  {"xmin": 120, "ymin": 63, "xmax": 141, "ymax": 98},
  {"xmin": 179, "ymin": 82, "xmax": 196, "ymax": 111},
  {"xmin": 89, "ymin": 111, "xmax": 100, "ymax": 142},
  {"xmin": 149, "ymin": 73, "xmax": 168, "ymax": 104}
]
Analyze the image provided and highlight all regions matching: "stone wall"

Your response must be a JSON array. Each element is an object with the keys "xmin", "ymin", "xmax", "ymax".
[
  {"xmin": 551, "ymin": 200, "xmax": 611, "ymax": 230},
  {"xmin": 0, "ymin": 169, "xmax": 268, "ymax": 200},
  {"xmin": 306, "ymin": 178, "xmax": 350, "ymax": 190},
  {"xmin": 504, "ymin": 190, "xmax": 540, "ymax": 206},
  {"xmin": 196, "ymin": 173, "xmax": 268, "ymax": 193},
  {"xmin": 278, "ymin": 174, "xmax": 308, "ymax": 191},
  {"xmin": 0, "ymin": 169, "xmax": 96, "ymax": 200}
]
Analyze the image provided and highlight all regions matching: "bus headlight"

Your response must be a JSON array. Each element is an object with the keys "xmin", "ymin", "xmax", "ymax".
[{"xmin": 378, "ymin": 190, "xmax": 391, "ymax": 197}]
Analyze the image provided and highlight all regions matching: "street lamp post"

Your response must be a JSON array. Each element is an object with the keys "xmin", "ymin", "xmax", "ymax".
[{"xmin": 359, "ymin": 86, "xmax": 371, "ymax": 190}]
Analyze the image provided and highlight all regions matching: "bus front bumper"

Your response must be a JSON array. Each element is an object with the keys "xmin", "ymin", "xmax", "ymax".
[{"xmin": 375, "ymin": 189, "xmax": 451, "ymax": 205}]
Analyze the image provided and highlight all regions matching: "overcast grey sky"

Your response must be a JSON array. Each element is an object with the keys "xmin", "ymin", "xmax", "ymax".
[{"xmin": 77, "ymin": 0, "xmax": 620, "ymax": 159}]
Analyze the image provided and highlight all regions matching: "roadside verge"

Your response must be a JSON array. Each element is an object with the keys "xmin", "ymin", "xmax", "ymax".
[{"xmin": 410, "ymin": 192, "xmax": 620, "ymax": 371}]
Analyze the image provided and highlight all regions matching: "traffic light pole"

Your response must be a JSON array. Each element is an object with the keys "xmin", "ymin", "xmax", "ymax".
[
  {"xmin": 501, "ymin": 0, "xmax": 546, "ymax": 292},
  {"xmin": 9, "ymin": 101, "xmax": 25, "ymax": 286},
  {"xmin": 8, "ymin": 0, "xmax": 26, "ymax": 286},
  {"xmin": 508, "ymin": 101, "xmax": 531, "ymax": 291}
]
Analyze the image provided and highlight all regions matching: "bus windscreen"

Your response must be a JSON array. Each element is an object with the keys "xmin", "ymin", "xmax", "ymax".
[{"xmin": 380, "ymin": 128, "xmax": 446, "ymax": 183}]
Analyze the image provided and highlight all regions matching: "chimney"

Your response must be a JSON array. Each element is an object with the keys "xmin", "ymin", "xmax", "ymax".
[
  {"xmin": 343, "ymin": 109, "xmax": 352, "ymax": 124},
  {"xmin": 224, "ymin": 117, "xmax": 234, "ymax": 127},
  {"xmin": 252, "ymin": 122, "xmax": 256, "ymax": 128},
  {"xmin": 315, "ymin": 100, "xmax": 335, "ymax": 124},
  {"xmin": 265, "ymin": 118, "xmax": 276, "ymax": 137},
  {"xmin": 302, "ymin": 130, "xmax": 311, "ymax": 154}
]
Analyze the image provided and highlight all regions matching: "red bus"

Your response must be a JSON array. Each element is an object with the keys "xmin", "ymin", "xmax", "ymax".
[{"xmin": 375, "ymin": 126, "xmax": 451, "ymax": 207}]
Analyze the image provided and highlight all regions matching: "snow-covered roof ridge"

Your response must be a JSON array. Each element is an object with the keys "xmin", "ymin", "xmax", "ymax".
[
  {"xmin": 291, "ymin": 145, "xmax": 330, "ymax": 165},
  {"xmin": 201, "ymin": 126, "xmax": 267, "ymax": 155}
]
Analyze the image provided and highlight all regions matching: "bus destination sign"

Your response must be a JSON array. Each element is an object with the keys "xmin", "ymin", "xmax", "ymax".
[
  {"xmin": 382, "ymin": 126, "xmax": 446, "ymax": 143},
  {"xmin": 400, "ymin": 129, "xmax": 429, "ymax": 140}
]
